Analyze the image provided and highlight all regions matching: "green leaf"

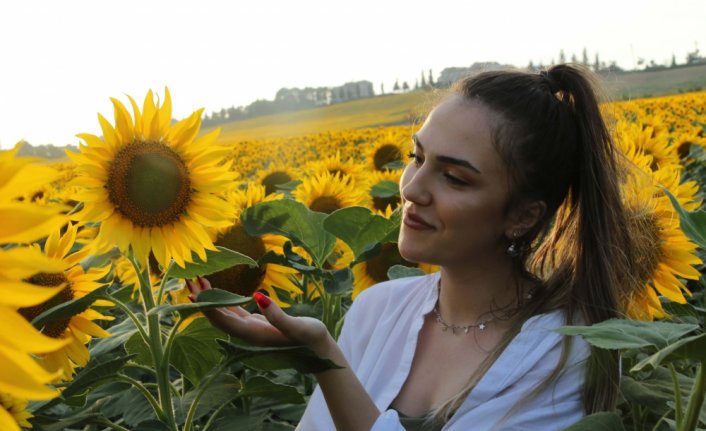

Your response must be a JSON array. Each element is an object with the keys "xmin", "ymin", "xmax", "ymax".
[
  {"xmin": 170, "ymin": 246, "xmax": 257, "ymax": 278},
  {"xmin": 170, "ymin": 318, "xmax": 228, "ymax": 385},
  {"xmin": 176, "ymin": 374, "xmax": 241, "ymax": 424},
  {"xmin": 555, "ymin": 319, "xmax": 699, "ymax": 350},
  {"xmin": 664, "ymin": 187, "xmax": 706, "ymax": 249},
  {"xmin": 218, "ymin": 340, "xmax": 342, "ymax": 374},
  {"xmin": 133, "ymin": 420, "xmax": 172, "ymax": 431},
  {"xmin": 100, "ymin": 386, "xmax": 157, "ymax": 427},
  {"xmin": 62, "ymin": 354, "xmax": 135, "ymax": 398},
  {"xmin": 236, "ymin": 375, "xmax": 305, "ymax": 404},
  {"xmin": 151, "ymin": 288, "xmax": 251, "ymax": 317},
  {"xmin": 562, "ymin": 412, "xmax": 625, "ymax": 431},
  {"xmin": 388, "ymin": 265, "xmax": 426, "ymax": 279},
  {"xmin": 370, "ymin": 180, "xmax": 400, "ymax": 198},
  {"xmin": 632, "ymin": 332, "xmax": 706, "ymax": 372},
  {"xmin": 382, "ymin": 160, "xmax": 405, "ymax": 170},
  {"xmin": 209, "ymin": 408, "xmax": 266, "ymax": 431},
  {"xmin": 620, "ymin": 375, "xmax": 673, "ymax": 415},
  {"xmin": 90, "ymin": 315, "xmax": 140, "ymax": 357},
  {"xmin": 323, "ymin": 267, "xmax": 353, "ymax": 295},
  {"xmin": 323, "ymin": 206, "xmax": 398, "ymax": 260},
  {"xmin": 32, "ymin": 285, "xmax": 109, "ymax": 328},
  {"xmin": 242, "ymin": 199, "xmax": 336, "ymax": 267},
  {"xmin": 124, "ymin": 332, "xmax": 152, "ymax": 366}
]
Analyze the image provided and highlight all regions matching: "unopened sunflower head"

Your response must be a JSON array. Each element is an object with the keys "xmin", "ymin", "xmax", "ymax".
[{"xmin": 68, "ymin": 89, "xmax": 238, "ymax": 269}]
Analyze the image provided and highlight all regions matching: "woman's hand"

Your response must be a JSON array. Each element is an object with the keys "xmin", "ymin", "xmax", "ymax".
[{"xmin": 185, "ymin": 277, "xmax": 332, "ymax": 356}]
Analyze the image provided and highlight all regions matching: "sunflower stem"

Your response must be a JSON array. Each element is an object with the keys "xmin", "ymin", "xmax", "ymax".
[
  {"xmin": 131, "ymin": 253, "xmax": 177, "ymax": 430},
  {"xmin": 157, "ymin": 260, "xmax": 175, "ymax": 306},
  {"xmin": 183, "ymin": 358, "xmax": 234, "ymax": 431},
  {"xmin": 679, "ymin": 360, "xmax": 706, "ymax": 431},
  {"xmin": 669, "ymin": 363, "xmax": 684, "ymax": 426},
  {"xmin": 116, "ymin": 374, "xmax": 164, "ymax": 421},
  {"xmin": 109, "ymin": 295, "xmax": 150, "ymax": 347}
]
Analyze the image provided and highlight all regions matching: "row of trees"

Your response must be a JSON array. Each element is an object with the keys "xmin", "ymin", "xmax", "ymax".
[{"xmin": 528, "ymin": 47, "xmax": 706, "ymax": 73}]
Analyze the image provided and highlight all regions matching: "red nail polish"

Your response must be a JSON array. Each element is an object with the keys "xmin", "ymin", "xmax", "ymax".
[{"xmin": 253, "ymin": 292, "xmax": 271, "ymax": 309}]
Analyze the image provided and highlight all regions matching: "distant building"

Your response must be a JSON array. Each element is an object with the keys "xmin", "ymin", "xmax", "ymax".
[
  {"xmin": 329, "ymin": 81, "xmax": 375, "ymax": 104},
  {"xmin": 437, "ymin": 62, "xmax": 512, "ymax": 86}
]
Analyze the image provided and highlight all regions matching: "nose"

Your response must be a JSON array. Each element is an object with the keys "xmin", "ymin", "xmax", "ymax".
[{"xmin": 400, "ymin": 164, "xmax": 432, "ymax": 206}]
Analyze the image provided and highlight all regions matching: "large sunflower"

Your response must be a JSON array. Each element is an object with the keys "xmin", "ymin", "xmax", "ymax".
[
  {"xmin": 68, "ymin": 89, "xmax": 237, "ymax": 269},
  {"xmin": 621, "ymin": 163, "xmax": 703, "ymax": 320},
  {"xmin": 19, "ymin": 223, "xmax": 114, "ymax": 381},
  {"xmin": 204, "ymin": 185, "xmax": 303, "ymax": 307}
]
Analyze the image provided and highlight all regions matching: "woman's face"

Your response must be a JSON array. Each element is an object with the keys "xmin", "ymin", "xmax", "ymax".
[{"xmin": 398, "ymin": 96, "xmax": 516, "ymax": 268}]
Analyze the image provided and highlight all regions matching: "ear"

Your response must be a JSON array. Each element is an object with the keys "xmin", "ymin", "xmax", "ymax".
[{"xmin": 505, "ymin": 200, "xmax": 546, "ymax": 238}]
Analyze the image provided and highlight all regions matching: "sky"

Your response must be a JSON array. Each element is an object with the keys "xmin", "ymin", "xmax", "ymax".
[{"xmin": 0, "ymin": 0, "xmax": 704, "ymax": 149}]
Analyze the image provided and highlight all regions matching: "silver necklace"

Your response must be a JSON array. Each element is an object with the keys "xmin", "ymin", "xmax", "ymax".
[{"xmin": 432, "ymin": 305, "xmax": 493, "ymax": 335}]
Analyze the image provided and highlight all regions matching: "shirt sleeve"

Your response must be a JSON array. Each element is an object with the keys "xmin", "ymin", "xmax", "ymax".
[{"xmin": 296, "ymin": 288, "xmax": 384, "ymax": 430}]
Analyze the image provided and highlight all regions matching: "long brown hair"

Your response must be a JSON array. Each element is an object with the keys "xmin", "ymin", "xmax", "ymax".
[{"xmin": 435, "ymin": 64, "xmax": 637, "ymax": 419}]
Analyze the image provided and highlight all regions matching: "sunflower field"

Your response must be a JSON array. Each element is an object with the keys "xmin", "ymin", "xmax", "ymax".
[{"xmin": 2, "ymin": 87, "xmax": 706, "ymax": 431}]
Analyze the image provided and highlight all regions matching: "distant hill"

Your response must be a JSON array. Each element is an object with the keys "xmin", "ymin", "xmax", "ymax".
[{"xmin": 212, "ymin": 64, "xmax": 706, "ymax": 144}]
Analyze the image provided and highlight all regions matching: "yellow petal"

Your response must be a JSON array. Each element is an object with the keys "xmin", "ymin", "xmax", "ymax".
[
  {"xmin": 0, "ymin": 204, "xmax": 67, "ymax": 244},
  {"xmin": 0, "ymin": 307, "xmax": 71, "ymax": 353}
]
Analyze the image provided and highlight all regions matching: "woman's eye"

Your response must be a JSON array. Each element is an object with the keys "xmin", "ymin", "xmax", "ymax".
[
  {"xmin": 444, "ymin": 173, "xmax": 468, "ymax": 186},
  {"xmin": 407, "ymin": 151, "xmax": 422, "ymax": 165}
]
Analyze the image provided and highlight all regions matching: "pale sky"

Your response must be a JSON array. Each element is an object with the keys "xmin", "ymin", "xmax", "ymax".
[{"xmin": 0, "ymin": 0, "xmax": 704, "ymax": 149}]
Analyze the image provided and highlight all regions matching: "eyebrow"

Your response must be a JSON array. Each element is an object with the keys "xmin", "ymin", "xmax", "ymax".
[{"xmin": 412, "ymin": 134, "xmax": 482, "ymax": 174}]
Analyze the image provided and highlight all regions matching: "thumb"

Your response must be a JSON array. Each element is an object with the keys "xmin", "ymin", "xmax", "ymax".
[{"xmin": 253, "ymin": 292, "xmax": 319, "ymax": 345}]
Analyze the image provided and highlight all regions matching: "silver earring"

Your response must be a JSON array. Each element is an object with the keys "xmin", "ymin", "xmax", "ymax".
[{"xmin": 507, "ymin": 232, "xmax": 520, "ymax": 257}]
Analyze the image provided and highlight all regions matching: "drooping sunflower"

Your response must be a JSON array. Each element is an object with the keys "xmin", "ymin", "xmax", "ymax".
[
  {"xmin": 621, "ymin": 163, "xmax": 703, "ymax": 320},
  {"xmin": 68, "ymin": 89, "xmax": 237, "ymax": 269},
  {"xmin": 292, "ymin": 171, "xmax": 370, "ymax": 214},
  {"xmin": 18, "ymin": 223, "xmax": 114, "ymax": 381},
  {"xmin": 204, "ymin": 185, "xmax": 303, "ymax": 307}
]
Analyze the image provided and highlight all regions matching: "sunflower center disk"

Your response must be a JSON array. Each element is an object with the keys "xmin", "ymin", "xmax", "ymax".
[
  {"xmin": 19, "ymin": 272, "xmax": 74, "ymax": 338},
  {"xmin": 210, "ymin": 225, "xmax": 268, "ymax": 296},
  {"xmin": 262, "ymin": 172, "xmax": 292, "ymax": 195},
  {"xmin": 310, "ymin": 196, "xmax": 342, "ymax": 214},
  {"xmin": 373, "ymin": 144, "xmax": 402, "ymax": 171},
  {"xmin": 108, "ymin": 141, "xmax": 191, "ymax": 227}
]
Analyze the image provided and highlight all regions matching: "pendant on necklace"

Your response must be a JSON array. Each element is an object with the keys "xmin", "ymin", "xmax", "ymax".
[{"xmin": 478, "ymin": 322, "xmax": 487, "ymax": 331}]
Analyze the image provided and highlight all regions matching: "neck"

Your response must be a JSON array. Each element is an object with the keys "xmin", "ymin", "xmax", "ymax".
[{"xmin": 436, "ymin": 260, "xmax": 525, "ymax": 326}]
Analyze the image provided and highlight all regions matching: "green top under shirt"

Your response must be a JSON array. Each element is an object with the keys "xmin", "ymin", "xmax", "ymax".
[{"xmin": 395, "ymin": 410, "xmax": 445, "ymax": 431}]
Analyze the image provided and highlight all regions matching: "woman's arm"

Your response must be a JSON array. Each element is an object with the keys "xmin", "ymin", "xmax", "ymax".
[{"xmin": 186, "ymin": 277, "xmax": 381, "ymax": 431}]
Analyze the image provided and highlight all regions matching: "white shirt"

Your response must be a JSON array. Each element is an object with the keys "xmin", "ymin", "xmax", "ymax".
[{"xmin": 296, "ymin": 272, "xmax": 590, "ymax": 431}]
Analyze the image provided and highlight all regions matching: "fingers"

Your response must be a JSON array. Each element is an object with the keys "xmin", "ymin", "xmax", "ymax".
[
  {"xmin": 185, "ymin": 276, "xmax": 211, "ymax": 302},
  {"xmin": 252, "ymin": 292, "xmax": 328, "ymax": 348}
]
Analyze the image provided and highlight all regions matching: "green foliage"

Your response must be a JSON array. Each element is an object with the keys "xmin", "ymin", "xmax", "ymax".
[
  {"xmin": 170, "ymin": 246, "xmax": 258, "ymax": 278},
  {"xmin": 242, "ymin": 199, "xmax": 336, "ymax": 267}
]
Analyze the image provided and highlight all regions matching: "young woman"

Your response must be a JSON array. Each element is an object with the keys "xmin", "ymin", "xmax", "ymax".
[{"xmin": 187, "ymin": 64, "xmax": 637, "ymax": 430}]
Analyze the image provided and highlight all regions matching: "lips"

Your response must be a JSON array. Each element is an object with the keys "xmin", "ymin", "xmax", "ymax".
[{"xmin": 403, "ymin": 212, "xmax": 435, "ymax": 230}]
